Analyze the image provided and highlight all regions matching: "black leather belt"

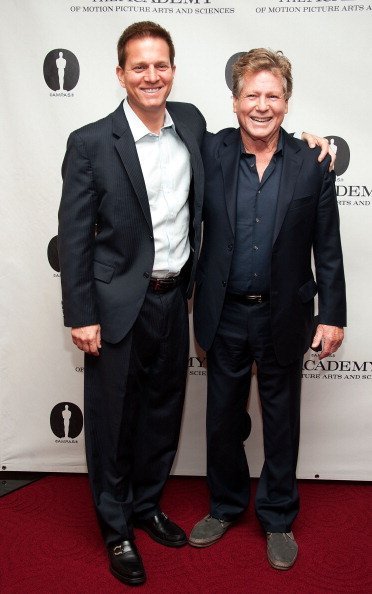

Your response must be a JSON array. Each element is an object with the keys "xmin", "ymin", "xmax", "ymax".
[
  {"xmin": 149, "ymin": 275, "xmax": 182, "ymax": 293},
  {"xmin": 226, "ymin": 292, "xmax": 269, "ymax": 304}
]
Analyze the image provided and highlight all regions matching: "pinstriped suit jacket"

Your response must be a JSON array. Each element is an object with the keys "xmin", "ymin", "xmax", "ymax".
[{"xmin": 58, "ymin": 101, "xmax": 206, "ymax": 343}]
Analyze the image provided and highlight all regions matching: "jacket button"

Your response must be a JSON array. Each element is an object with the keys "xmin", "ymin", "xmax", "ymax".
[
  {"xmin": 228, "ymin": 243, "xmax": 233, "ymax": 251},
  {"xmin": 149, "ymin": 235, "xmax": 153, "ymax": 240},
  {"xmin": 143, "ymin": 272, "xmax": 150, "ymax": 278},
  {"xmin": 222, "ymin": 281, "xmax": 227, "ymax": 287}
]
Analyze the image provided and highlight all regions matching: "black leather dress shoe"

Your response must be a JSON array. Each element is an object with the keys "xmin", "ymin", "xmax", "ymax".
[
  {"xmin": 135, "ymin": 512, "xmax": 187, "ymax": 547},
  {"xmin": 108, "ymin": 540, "xmax": 146, "ymax": 585}
]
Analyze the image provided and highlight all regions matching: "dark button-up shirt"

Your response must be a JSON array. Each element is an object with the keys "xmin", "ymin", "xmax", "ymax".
[{"xmin": 228, "ymin": 132, "xmax": 284, "ymax": 294}]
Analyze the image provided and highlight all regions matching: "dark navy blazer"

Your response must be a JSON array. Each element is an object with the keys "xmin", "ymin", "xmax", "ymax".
[{"xmin": 194, "ymin": 127, "xmax": 346, "ymax": 366}]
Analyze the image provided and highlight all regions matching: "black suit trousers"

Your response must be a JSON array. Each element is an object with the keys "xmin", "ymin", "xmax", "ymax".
[
  {"xmin": 206, "ymin": 298, "xmax": 302, "ymax": 532},
  {"xmin": 84, "ymin": 285, "xmax": 189, "ymax": 546}
]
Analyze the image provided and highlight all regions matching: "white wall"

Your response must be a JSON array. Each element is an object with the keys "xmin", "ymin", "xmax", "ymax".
[{"xmin": 1, "ymin": 0, "xmax": 371, "ymax": 480}]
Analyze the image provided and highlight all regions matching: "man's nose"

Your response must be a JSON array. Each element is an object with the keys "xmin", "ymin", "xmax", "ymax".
[
  {"xmin": 256, "ymin": 96, "xmax": 269, "ymax": 110},
  {"xmin": 145, "ymin": 66, "xmax": 159, "ymax": 82}
]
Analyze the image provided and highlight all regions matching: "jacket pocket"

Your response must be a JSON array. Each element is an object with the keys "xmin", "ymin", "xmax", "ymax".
[
  {"xmin": 288, "ymin": 194, "xmax": 315, "ymax": 210},
  {"xmin": 93, "ymin": 260, "xmax": 115, "ymax": 283}
]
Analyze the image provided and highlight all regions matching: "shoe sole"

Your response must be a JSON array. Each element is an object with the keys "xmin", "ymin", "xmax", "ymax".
[
  {"xmin": 267, "ymin": 553, "xmax": 297, "ymax": 571},
  {"xmin": 110, "ymin": 566, "xmax": 146, "ymax": 585},
  {"xmin": 188, "ymin": 537, "xmax": 223, "ymax": 548},
  {"xmin": 137, "ymin": 525, "xmax": 187, "ymax": 548}
]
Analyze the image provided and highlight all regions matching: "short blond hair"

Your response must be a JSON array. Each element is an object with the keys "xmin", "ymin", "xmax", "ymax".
[{"xmin": 232, "ymin": 48, "xmax": 292, "ymax": 100}]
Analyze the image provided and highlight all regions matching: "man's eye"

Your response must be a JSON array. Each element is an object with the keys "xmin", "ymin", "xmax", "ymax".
[
  {"xmin": 133, "ymin": 66, "xmax": 145, "ymax": 72},
  {"xmin": 157, "ymin": 64, "xmax": 169, "ymax": 71}
]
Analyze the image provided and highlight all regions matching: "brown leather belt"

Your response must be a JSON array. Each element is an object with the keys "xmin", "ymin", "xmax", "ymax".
[
  {"xmin": 149, "ymin": 275, "xmax": 182, "ymax": 293},
  {"xmin": 226, "ymin": 292, "xmax": 269, "ymax": 304}
]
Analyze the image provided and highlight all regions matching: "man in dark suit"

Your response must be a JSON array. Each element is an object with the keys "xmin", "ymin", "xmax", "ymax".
[
  {"xmin": 58, "ymin": 22, "xmax": 205, "ymax": 585},
  {"xmin": 189, "ymin": 49, "xmax": 346, "ymax": 570}
]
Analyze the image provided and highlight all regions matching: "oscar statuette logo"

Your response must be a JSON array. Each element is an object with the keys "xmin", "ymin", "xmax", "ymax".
[
  {"xmin": 325, "ymin": 136, "xmax": 350, "ymax": 177},
  {"xmin": 225, "ymin": 52, "xmax": 246, "ymax": 92},
  {"xmin": 47, "ymin": 236, "xmax": 60, "ymax": 272},
  {"xmin": 325, "ymin": 136, "xmax": 371, "ymax": 205},
  {"xmin": 43, "ymin": 49, "xmax": 80, "ymax": 94},
  {"xmin": 50, "ymin": 402, "xmax": 83, "ymax": 443}
]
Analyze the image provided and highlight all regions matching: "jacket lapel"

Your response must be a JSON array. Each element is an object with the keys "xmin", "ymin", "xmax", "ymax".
[
  {"xmin": 167, "ymin": 109, "xmax": 204, "ymax": 203},
  {"xmin": 111, "ymin": 103, "xmax": 152, "ymax": 231},
  {"xmin": 220, "ymin": 129, "xmax": 241, "ymax": 236},
  {"xmin": 272, "ymin": 130, "xmax": 304, "ymax": 245}
]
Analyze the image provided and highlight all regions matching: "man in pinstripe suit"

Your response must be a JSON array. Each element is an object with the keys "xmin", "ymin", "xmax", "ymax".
[{"xmin": 58, "ymin": 21, "xmax": 205, "ymax": 585}]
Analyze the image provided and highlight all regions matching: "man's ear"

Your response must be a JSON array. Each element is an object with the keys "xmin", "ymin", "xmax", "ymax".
[
  {"xmin": 116, "ymin": 66, "xmax": 126, "ymax": 89},
  {"xmin": 233, "ymin": 96, "xmax": 237, "ymax": 113}
]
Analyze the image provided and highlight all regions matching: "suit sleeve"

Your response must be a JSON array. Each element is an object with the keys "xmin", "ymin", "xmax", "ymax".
[
  {"xmin": 313, "ymin": 165, "xmax": 347, "ymax": 327},
  {"xmin": 58, "ymin": 131, "xmax": 99, "ymax": 328}
]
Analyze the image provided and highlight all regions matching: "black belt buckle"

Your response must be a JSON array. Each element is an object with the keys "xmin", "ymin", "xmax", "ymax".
[
  {"xmin": 151, "ymin": 278, "xmax": 165, "ymax": 292},
  {"xmin": 150, "ymin": 275, "xmax": 179, "ymax": 293}
]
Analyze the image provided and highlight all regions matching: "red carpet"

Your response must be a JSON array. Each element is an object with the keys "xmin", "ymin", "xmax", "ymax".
[{"xmin": 0, "ymin": 476, "xmax": 371, "ymax": 593}]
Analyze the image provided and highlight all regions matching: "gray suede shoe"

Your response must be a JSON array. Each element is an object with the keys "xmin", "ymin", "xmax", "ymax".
[
  {"xmin": 189, "ymin": 515, "xmax": 233, "ymax": 547},
  {"xmin": 266, "ymin": 531, "xmax": 298, "ymax": 570}
]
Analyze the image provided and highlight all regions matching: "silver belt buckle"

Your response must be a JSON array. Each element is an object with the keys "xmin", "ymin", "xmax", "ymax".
[{"xmin": 247, "ymin": 294, "xmax": 262, "ymax": 303}]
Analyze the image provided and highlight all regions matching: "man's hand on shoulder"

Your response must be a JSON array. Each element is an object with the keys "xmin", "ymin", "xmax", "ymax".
[
  {"xmin": 311, "ymin": 324, "xmax": 344, "ymax": 360},
  {"xmin": 301, "ymin": 132, "xmax": 335, "ymax": 172},
  {"xmin": 71, "ymin": 324, "xmax": 101, "ymax": 356}
]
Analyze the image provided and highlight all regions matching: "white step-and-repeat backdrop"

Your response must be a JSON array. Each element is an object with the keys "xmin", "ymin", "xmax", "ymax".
[{"xmin": 1, "ymin": 0, "xmax": 371, "ymax": 479}]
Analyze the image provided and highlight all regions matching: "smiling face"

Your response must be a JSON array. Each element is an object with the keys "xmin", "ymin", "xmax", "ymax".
[
  {"xmin": 233, "ymin": 69, "xmax": 288, "ymax": 148},
  {"xmin": 116, "ymin": 36, "xmax": 175, "ymax": 121}
]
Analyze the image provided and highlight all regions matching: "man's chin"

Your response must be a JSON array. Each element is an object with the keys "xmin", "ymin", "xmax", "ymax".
[
  {"xmin": 246, "ymin": 127, "xmax": 279, "ymax": 143},
  {"xmin": 135, "ymin": 98, "xmax": 167, "ymax": 112}
]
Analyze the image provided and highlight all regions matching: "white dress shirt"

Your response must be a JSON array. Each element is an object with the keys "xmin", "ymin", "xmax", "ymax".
[{"xmin": 123, "ymin": 100, "xmax": 192, "ymax": 278}]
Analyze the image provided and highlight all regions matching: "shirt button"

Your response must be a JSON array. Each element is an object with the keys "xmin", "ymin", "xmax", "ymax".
[
  {"xmin": 222, "ymin": 281, "xmax": 227, "ymax": 287},
  {"xmin": 254, "ymin": 245, "xmax": 259, "ymax": 250},
  {"xmin": 254, "ymin": 273, "xmax": 258, "ymax": 278},
  {"xmin": 143, "ymin": 272, "xmax": 150, "ymax": 279},
  {"xmin": 256, "ymin": 218, "xmax": 260, "ymax": 223}
]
